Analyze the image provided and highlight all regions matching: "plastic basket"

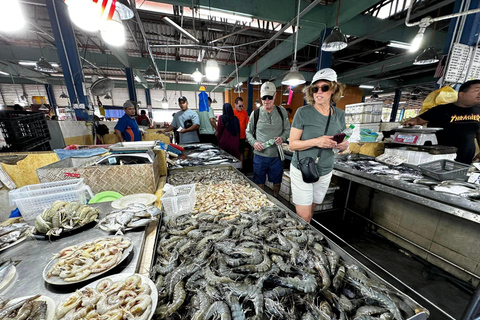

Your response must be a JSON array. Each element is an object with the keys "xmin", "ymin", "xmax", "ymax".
[
  {"xmin": 160, "ymin": 184, "xmax": 196, "ymax": 216},
  {"xmin": 166, "ymin": 144, "xmax": 182, "ymax": 155},
  {"xmin": 9, "ymin": 179, "xmax": 94, "ymax": 221},
  {"xmin": 418, "ymin": 159, "xmax": 470, "ymax": 181},
  {"xmin": 0, "ymin": 111, "xmax": 50, "ymax": 150},
  {"xmin": 9, "ymin": 179, "xmax": 85, "ymax": 206}
]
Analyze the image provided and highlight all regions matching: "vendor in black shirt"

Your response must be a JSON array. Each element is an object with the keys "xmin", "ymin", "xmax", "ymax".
[{"xmin": 404, "ymin": 80, "xmax": 480, "ymax": 164}]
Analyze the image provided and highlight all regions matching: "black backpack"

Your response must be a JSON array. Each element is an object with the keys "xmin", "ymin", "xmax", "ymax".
[{"xmin": 252, "ymin": 105, "xmax": 285, "ymax": 139}]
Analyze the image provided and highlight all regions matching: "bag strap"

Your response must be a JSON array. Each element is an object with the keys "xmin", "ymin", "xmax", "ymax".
[
  {"xmin": 253, "ymin": 108, "xmax": 260, "ymax": 139},
  {"xmin": 296, "ymin": 106, "xmax": 333, "ymax": 163}
]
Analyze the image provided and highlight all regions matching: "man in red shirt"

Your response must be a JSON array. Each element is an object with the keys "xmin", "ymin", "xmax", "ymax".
[{"xmin": 233, "ymin": 97, "xmax": 249, "ymax": 161}]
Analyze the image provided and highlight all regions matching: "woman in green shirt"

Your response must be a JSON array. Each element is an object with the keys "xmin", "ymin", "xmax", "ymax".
[{"xmin": 289, "ymin": 68, "xmax": 349, "ymax": 223}]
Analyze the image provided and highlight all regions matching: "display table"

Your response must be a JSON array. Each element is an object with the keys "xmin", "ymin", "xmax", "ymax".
[{"xmin": 1, "ymin": 201, "xmax": 149, "ymax": 300}]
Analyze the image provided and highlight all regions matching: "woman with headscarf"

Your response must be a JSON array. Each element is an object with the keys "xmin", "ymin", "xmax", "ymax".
[{"xmin": 217, "ymin": 103, "xmax": 241, "ymax": 159}]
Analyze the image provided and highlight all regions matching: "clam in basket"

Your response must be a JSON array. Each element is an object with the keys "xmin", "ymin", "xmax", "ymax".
[{"xmin": 160, "ymin": 184, "xmax": 196, "ymax": 216}]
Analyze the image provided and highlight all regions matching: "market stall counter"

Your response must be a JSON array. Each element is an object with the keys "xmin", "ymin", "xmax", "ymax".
[
  {"xmin": 171, "ymin": 143, "xmax": 242, "ymax": 169},
  {"xmin": 0, "ymin": 201, "xmax": 149, "ymax": 301}
]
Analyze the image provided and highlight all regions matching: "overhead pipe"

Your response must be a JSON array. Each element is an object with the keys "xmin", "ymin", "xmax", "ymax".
[
  {"xmin": 405, "ymin": 0, "xmax": 480, "ymax": 27},
  {"xmin": 162, "ymin": 16, "xmax": 200, "ymax": 44},
  {"xmin": 210, "ymin": 0, "xmax": 323, "ymax": 93}
]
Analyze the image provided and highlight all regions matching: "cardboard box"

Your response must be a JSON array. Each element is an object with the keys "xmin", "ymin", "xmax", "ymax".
[{"xmin": 36, "ymin": 154, "xmax": 160, "ymax": 195}]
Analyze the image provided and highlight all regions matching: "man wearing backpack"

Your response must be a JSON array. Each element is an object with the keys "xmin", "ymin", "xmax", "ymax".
[{"xmin": 246, "ymin": 82, "xmax": 290, "ymax": 197}]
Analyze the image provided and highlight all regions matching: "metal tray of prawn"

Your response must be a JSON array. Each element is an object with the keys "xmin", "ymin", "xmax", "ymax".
[
  {"xmin": 42, "ymin": 235, "xmax": 134, "ymax": 286},
  {"xmin": 163, "ymin": 164, "xmax": 430, "ymax": 320}
]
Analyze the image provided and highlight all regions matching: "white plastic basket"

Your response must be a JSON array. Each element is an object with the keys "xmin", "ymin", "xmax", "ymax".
[
  {"xmin": 160, "ymin": 184, "xmax": 196, "ymax": 217},
  {"xmin": 9, "ymin": 179, "xmax": 94, "ymax": 221}
]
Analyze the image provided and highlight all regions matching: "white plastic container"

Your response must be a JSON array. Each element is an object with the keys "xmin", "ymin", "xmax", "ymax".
[
  {"xmin": 9, "ymin": 179, "xmax": 94, "ymax": 221},
  {"xmin": 161, "ymin": 184, "xmax": 196, "ymax": 216},
  {"xmin": 384, "ymin": 148, "xmax": 457, "ymax": 166}
]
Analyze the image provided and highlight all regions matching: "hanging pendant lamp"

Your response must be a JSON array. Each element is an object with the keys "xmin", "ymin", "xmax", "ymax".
[
  {"xmin": 372, "ymin": 83, "xmax": 384, "ymax": 93},
  {"xmin": 282, "ymin": 0, "xmax": 305, "ymax": 87},
  {"xmin": 35, "ymin": 57, "xmax": 56, "ymax": 73},
  {"xmin": 250, "ymin": 75, "xmax": 262, "ymax": 85},
  {"xmin": 413, "ymin": 47, "xmax": 439, "ymax": 65},
  {"xmin": 144, "ymin": 65, "xmax": 158, "ymax": 79},
  {"xmin": 321, "ymin": 26, "xmax": 348, "ymax": 52},
  {"xmin": 192, "ymin": 68, "xmax": 203, "ymax": 83},
  {"xmin": 205, "ymin": 59, "xmax": 220, "ymax": 81},
  {"xmin": 153, "ymin": 80, "xmax": 163, "ymax": 90}
]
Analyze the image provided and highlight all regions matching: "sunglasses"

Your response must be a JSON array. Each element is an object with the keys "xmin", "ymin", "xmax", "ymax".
[
  {"xmin": 311, "ymin": 85, "xmax": 330, "ymax": 93},
  {"xmin": 261, "ymin": 95, "xmax": 274, "ymax": 101}
]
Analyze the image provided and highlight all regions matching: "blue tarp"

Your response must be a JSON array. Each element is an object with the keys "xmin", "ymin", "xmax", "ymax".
[{"xmin": 54, "ymin": 148, "xmax": 108, "ymax": 160}]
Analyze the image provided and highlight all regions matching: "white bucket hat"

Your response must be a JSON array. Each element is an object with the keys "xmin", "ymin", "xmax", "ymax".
[{"xmin": 311, "ymin": 68, "xmax": 337, "ymax": 84}]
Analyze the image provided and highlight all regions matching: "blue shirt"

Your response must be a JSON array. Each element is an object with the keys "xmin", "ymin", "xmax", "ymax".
[
  {"xmin": 171, "ymin": 109, "xmax": 200, "ymax": 144},
  {"xmin": 115, "ymin": 114, "xmax": 142, "ymax": 141}
]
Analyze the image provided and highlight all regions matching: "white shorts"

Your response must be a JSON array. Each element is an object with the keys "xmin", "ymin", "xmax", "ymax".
[{"xmin": 290, "ymin": 163, "xmax": 333, "ymax": 206}]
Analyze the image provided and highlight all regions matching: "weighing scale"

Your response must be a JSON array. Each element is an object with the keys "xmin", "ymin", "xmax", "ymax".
[{"xmin": 391, "ymin": 126, "xmax": 443, "ymax": 145}]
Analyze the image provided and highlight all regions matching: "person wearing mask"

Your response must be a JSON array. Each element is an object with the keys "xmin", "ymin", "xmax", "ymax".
[
  {"xmin": 197, "ymin": 97, "xmax": 217, "ymax": 145},
  {"xmin": 404, "ymin": 79, "xmax": 480, "ymax": 164},
  {"xmin": 157, "ymin": 96, "xmax": 200, "ymax": 144},
  {"xmin": 246, "ymin": 82, "xmax": 290, "ymax": 197},
  {"xmin": 289, "ymin": 68, "xmax": 349, "ymax": 223},
  {"xmin": 115, "ymin": 100, "xmax": 142, "ymax": 142},
  {"xmin": 233, "ymin": 96, "xmax": 249, "ymax": 161},
  {"xmin": 217, "ymin": 103, "xmax": 240, "ymax": 159},
  {"xmin": 136, "ymin": 110, "xmax": 151, "ymax": 126}
]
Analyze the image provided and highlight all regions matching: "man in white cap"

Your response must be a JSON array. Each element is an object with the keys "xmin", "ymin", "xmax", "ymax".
[
  {"xmin": 114, "ymin": 100, "xmax": 142, "ymax": 142},
  {"xmin": 246, "ymin": 81, "xmax": 290, "ymax": 197},
  {"xmin": 158, "ymin": 96, "xmax": 200, "ymax": 144}
]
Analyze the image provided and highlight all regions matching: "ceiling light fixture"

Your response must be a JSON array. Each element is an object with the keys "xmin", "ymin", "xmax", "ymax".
[
  {"xmin": 359, "ymin": 85, "xmax": 375, "ymax": 89},
  {"xmin": 114, "ymin": 0, "xmax": 134, "ymax": 20},
  {"xmin": 104, "ymin": 93, "xmax": 111, "ymax": 99},
  {"xmin": 0, "ymin": 0, "xmax": 25, "ymax": 32},
  {"xmin": 387, "ymin": 41, "xmax": 411, "ymax": 50},
  {"xmin": 65, "ymin": 0, "xmax": 104, "ymax": 32},
  {"xmin": 144, "ymin": 65, "xmax": 158, "ymax": 79},
  {"xmin": 370, "ymin": 93, "xmax": 379, "ymax": 99},
  {"xmin": 283, "ymin": 86, "xmax": 290, "ymax": 96},
  {"xmin": 372, "ymin": 83, "xmax": 384, "ymax": 93},
  {"xmin": 250, "ymin": 75, "xmax": 262, "ymax": 86},
  {"xmin": 282, "ymin": 0, "xmax": 305, "ymax": 87},
  {"xmin": 60, "ymin": 91, "xmax": 69, "ymax": 99},
  {"xmin": 322, "ymin": 26, "xmax": 348, "ymax": 52},
  {"xmin": 409, "ymin": 22, "xmax": 428, "ymax": 52},
  {"xmin": 212, "ymin": 97, "xmax": 218, "ymax": 104},
  {"xmin": 413, "ymin": 47, "xmax": 440, "ymax": 65},
  {"xmin": 205, "ymin": 59, "xmax": 220, "ymax": 82},
  {"xmin": 321, "ymin": 0, "xmax": 348, "ymax": 52},
  {"xmin": 161, "ymin": 96, "xmax": 168, "ymax": 108},
  {"xmin": 192, "ymin": 68, "xmax": 203, "ymax": 83},
  {"xmin": 234, "ymin": 84, "xmax": 243, "ymax": 93},
  {"xmin": 153, "ymin": 79, "xmax": 163, "ymax": 90},
  {"xmin": 19, "ymin": 61, "xmax": 59, "ymax": 67},
  {"xmin": 134, "ymin": 75, "xmax": 142, "ymax": 83},
  {"xmin": 410, "ymin": 88, "xmax": 422, "ymax": 95},
  {"xmin": 101, "ymin": 11, "xmax": 125, "ymax": 47},
  {"xmin": 0, "ymin": 71, "xmax": 9, "ymax": 76},
  {"xmin": 35, "ymin": 57, "xmax": 57, "ymax": 73}
]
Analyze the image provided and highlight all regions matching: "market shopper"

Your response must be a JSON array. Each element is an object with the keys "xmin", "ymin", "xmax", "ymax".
[
  {"xmin": 246, "ymin": 82, "xmax": 290, "ymax": 197},
  {"xmin": 157, "ymin": 96, "xmax": 200, "ymax": 144},
  {"xmin": 136, "ymin": 110, "xmax": 151, "ymax": 126},
  {"xmin": 217, "ymin": 103, "xmax": 241, "ymax": 159},
  {"xmin": 114, "ymin": 100, "xmax": 142, "ymax": 142},
  {"xmin": 233, "ymin": 96, "xmax": 249, "ymax": 161},
  {"xmin": 197, "ymin": 97, "xmax": 217, "ymax": 145},
  {"xmin": 289, "ymin": 68, "xmax": 348, "ymax": 223},
  {"xmin": 404, "ymin": 80, "xmax": 480, "ymax": 164}
]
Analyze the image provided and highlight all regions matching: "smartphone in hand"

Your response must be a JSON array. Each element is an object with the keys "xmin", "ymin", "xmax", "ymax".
[{"xmin": 332, "ymin": 133, "xmax": 346, "ymax": 143}]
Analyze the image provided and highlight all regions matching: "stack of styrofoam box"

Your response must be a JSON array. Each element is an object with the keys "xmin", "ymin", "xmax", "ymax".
[
  {"xmin": 265, "ymin": 180, "xmax": 273, "ymax": 189},
  {"xmin": 345, "ymin": 102, "xmax": 384, "ymax": 124},
  {"xmin": 279, "ymin": 171, "xmax": 291, "ymax": 201},
  {"xmin": 289, "ymin": 184, "xmax": 339, "ymax": 211},
  {"xmin": 384, "ymin": 148, "xmax": 456, "ymax": 166},
  {"xmin": 347, "ymin": 123, "xmax": 381, "ymax": 143}
]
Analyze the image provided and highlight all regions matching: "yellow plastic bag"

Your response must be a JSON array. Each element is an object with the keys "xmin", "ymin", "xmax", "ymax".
[{"xmin": 419, "ymin": 86, "xmax": 458, "ymax": 114}]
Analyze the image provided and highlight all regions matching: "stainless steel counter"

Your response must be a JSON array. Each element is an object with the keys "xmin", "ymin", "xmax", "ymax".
[
  {"xmin": 333, "ymin": 161, "xmax": 480, "ymax": 224},
  {"xmin": 0, "ymin": 201, "xmax": 147, "ymax": 300}
]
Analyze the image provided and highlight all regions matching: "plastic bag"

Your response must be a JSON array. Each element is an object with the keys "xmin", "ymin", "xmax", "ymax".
[{"xmin": 420, "ymin": 86, "xmax": 458, "ymax": 114}]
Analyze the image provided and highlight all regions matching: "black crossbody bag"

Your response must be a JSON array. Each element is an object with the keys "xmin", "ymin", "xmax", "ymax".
[{"xmin": 296, "ymin": 106, "xmax": 332, "ymax": 183}]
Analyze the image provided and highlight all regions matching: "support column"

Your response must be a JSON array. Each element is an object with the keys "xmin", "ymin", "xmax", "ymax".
[
  {"xmin": 247, "ymin": 77, "xmax": 253, "ymax": 116},
  {"xmin": 45, "ymin": 0, "xmax": 88, "ymax": 108},
  {"xmin": 390, "ymin": 89, "xmax": 402, "ymax": 122},
  {"xmin": 45, "ymin": 84, "xmax": 57, "ymax": 116},
  {"xmin": 125, "ymin": 68, "xmax": 137, "ymax": 103},
  {"xmin": 145, "ymin": 88, "xmax": 152, "ymax": 118},
  {"xmin": 317, "ymin": 28, "xmax": 332, "ymax": 70}
]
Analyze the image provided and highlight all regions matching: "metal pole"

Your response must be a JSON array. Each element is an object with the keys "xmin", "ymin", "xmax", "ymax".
[
  {"xmin": 390, "ymin": 88, "xmax": 401, "ymax": 122},
  {"xmin": 342, "ymin": 180, "xmax": 352, "ymax": 220}
]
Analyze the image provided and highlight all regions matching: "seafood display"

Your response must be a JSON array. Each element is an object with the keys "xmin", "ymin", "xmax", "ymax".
[
  {"xmin": 97, "ymin": 203, "xmax": 161, "ymax": 233},
  {"xmin": 168, "ymin": 167, "xmax": 247, "ymax": 186},
  {"xmin": 34, "ymin": 201, "xmax": 100, "ymax": 237},
  {"xmin": 0, "ymin": 223, "xmax": 33, "ymax": 251},
  {"xmin": 44, "ymin": 236, "xmax": 132, "ymax": 284},
  {"xmin": 0, "ymin": 295, "xmax": 52, "ymax": 320},
  {"xmin": 0, "ymin": 260, "xmax": 17, "ymax": 292},
  {"xmin": 153, "ymin": 207, "xmax": 428, "ymax": 319},
  {"xmin": 193, "ymin": 181, "xmax": 273, "ymax": 216},
  {"xmin": 54, "ymin": 274, "xmax": 155, "ymax": 320}
]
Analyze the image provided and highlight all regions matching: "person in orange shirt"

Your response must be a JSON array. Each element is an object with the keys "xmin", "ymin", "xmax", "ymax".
[{"xmin": 233, "ymin": 97, "xmax": 249, "ymax": 162}]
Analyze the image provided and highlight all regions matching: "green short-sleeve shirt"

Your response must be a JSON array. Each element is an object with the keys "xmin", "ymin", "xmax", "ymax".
[{"xmin": 291, "ymin": 105, "xmax": 346, "ymax": 176}]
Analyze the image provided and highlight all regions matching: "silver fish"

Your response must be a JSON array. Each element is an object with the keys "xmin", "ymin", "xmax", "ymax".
[
  {"xmin": 126, "ymin": 218, "xmax": 151, "ymax": 228},
  {"xmin": 0, "ymin": 262, "xmax": 16, "ymax": 292}
]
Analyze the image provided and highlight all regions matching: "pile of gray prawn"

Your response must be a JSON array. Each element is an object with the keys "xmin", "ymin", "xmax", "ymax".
[{"xmin": 153, "ymin": 207, "xmax": 428, "ymax": 320}]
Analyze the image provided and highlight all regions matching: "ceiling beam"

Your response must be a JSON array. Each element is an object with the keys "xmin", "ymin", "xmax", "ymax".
[{"xmin": 0, "ymin": 61, "xmax": 49, "ymax": 84}]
